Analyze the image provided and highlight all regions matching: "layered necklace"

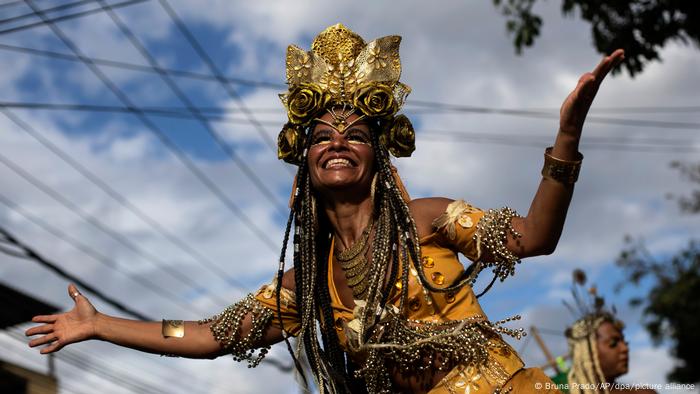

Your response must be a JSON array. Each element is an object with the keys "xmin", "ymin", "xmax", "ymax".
[{"xmin": 334, "ymin": 218, "xmax": 374, "ymax": 300}]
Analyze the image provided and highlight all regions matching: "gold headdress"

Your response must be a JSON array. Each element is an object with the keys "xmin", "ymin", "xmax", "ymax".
[{"xmin": 277, "ymin": 24, "xmax": 415, "ymax": 165}]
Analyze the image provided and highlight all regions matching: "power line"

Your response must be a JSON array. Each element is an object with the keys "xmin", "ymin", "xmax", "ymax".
[
  {"xmin": 0, "ymin": 0, "xmax": 150, "ymax": 35},
  {"xmin": 91, "ymin": 0, "xmax": 287, "ymax": 217},
  {"xmin": 0, "ymin": 193, "xmax": 200, "ymax": 315},
  {"xmin": 0, "ymin": 150, "xmax": 231, "ymax": 308},
  {"xmin": 1, "ymin": 40, "xmax": 697, "ymax": 122},
  {"xmin": 419, "ymin": 131, "xmax": 700, "ymax": 153},
  {"xmin": 3, "ymin": 101, "xmax": 698, "ymax": 153},
  {"xmin": 0, "ymin": 342, "xmax": 87, "ymax": 394},
  {"xmin": 0, "ymin": 0, "xmax": 26, "ymax": 10},
  {"xmin": 0, "ymin": 42, "xmax": 284, "ymax": 89},
  {"xmin": 22, "ymin": 0, "xmax": 279, "ymax": 254},
  {"xmin": 0, "ymin": 106, "xmax": 252, "ymax": 295},
  {"xmin": 156, "ymin": 0, "xmax": 282, "ymax": 155},
  {"xmin": 4, "ymin": 329, "xmax": 170, "ymax": 394},
  {"xmin": 0, "ymin": 226, "xmax": 152, "ymax": 320},
  {"xmin": 1, "ymin": 305, "xmax": 210, "ymax": 394},
  {"xmin": 408, "ymin": 100, "xmax": 700, "ymax": 131},
  {"xmin": 0, "ymin": 0, "xmax": 94, "ymax": 26}
]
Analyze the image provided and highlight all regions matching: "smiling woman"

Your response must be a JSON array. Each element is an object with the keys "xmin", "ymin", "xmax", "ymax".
[{"xmin": 25, "ymin": 23, "xmax": 624, "ymax": 394}]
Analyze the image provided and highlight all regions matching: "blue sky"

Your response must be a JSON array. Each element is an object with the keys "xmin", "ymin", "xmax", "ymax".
[{"xmin": 1, "ymin": 1, "xmax": 699, "ymax": 393}]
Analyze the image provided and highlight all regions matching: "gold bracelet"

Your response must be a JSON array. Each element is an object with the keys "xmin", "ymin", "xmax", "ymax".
[
  {"xmin": 541, "ymin": 147, "xmax": 583, "ymax": 185},
  {"xmin": 161, "ymin": 319, "xmax": 185, "ymax": 338}
]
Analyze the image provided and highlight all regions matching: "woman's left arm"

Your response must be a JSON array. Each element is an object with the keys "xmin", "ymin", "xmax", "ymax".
[{"xmin": 509, "ymin": 49, "xmax": 625, "ymax": 258}]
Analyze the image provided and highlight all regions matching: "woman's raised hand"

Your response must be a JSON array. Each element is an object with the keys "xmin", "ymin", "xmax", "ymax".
[
  {"xmin": 26, "ymin": 284, "xmax": 98, "ymax": 354},
  {"xmin": 559, "ymin": 49, "xmax": 625, "ymax": 138}
]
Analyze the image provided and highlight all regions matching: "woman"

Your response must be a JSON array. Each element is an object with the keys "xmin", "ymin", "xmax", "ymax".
[
  {"xmin": 26, "ymin": 24, "xmax": 624, "ymax": 393},
  {"xmin": 563, "ymin": 270, "xmax": 657, "ymax": 394}
]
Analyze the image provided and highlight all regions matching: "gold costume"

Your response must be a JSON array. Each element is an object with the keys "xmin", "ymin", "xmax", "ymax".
[
  {"xmin": 249, "ymin": 201, "xmax": 559, "ymax": 393},
  {"xmin": 201, "ymin": 24, "xmax": 563, "ymax": 393}
]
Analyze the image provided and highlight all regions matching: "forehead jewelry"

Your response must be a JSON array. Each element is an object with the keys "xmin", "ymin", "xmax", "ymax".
[{"xmin": 314, "ymin": 104, "xmax": 366, "ymax": 133}]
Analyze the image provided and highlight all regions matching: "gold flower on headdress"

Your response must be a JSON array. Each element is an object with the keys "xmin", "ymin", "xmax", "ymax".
[
  {"xmin": 286, "ymin": 83, "xmax": 329, "ymax": 125},
  {"xmin": 277, "ymin": 123, "xmax": 305, "ymax": 164},
  {"xmin": 384, "ymin": 114, "xmax": 415, "ymax": 157},
  {"xmin": 353, "ymin": 82, "xmax": 397, "ymax": 118}
]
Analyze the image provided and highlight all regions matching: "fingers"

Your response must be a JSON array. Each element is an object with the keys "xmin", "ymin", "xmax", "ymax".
[
  {"xmin": 31, "ymin": 314, "xmax": 57, "ymax": 324},
  {"xmin": 591, "ymin": 49, "xmax": 625, "ymax": 80},
  {"xmin": 68, "ymin": 283, "xmax": 82, "ymax": 301},
  {"xmin": 25, "ymin": 323, "xmax": 54, "ymax": 337},
  {"xmin": 28, "ymin": 333, "xmax": 58, "ymax": 348},
  {"xmin": 40, "ymin": 342, "xmax": 62, "ymax": 354}
]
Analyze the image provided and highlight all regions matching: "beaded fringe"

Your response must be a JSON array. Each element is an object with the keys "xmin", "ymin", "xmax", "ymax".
[
  {"xmin": 354, "ymin": 312, "xmax": 524, "ymax": 393},
  {"xmin": 199, "ymin": 294, "xmax": 273, "ymax": 367},
  {"xmin": 474, "ymin": 207, "xmax": 522, "ymax": 282}
]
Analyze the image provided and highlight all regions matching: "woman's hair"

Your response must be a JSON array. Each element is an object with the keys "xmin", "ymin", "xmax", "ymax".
[
  {"xmin": 566, "ymin": 313, "xmax": 624, "ymax": 394},
  {"xmin": 272, "ymin": 119, "xmax": 422, "ymax": 393}
]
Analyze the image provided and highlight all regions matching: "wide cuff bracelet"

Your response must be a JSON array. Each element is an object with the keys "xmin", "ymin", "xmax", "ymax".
[{"xmin": 541, "ymin": 146, "xmax": 583, "ymax": 185}]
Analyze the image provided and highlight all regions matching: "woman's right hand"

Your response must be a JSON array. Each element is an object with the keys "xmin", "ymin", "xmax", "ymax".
[{"xmin": 26, "ymin": 284, "xmax": 99, "ymax": 354}]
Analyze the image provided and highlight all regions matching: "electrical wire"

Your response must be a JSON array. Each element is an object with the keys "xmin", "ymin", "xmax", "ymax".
[
  {"xmin": 156, "ymin": 0, "xmax": 282, "ymax": 156},
  {"xmin": 0, "ymin": 0, "xmax": 150, "ymax": 35},
  {"xmin": 0, "ymin": 42, "xmax": 284, "ymax": 88},
  {"xmin": 91, "ymin": 0, "xmax": 287, "ymax": 216},
  {"xmin": 0, "ymin": 41, "xmax": 697, "ymax": 122},
  {"xmin": 22, "ymin": 0, "xmax": 279, "ymax": 253},
  {"xmin": 0, "ymin": 150, "xmax": 232, "ymax": 309},
  {"xmin": 0, "ymin": 226, "xmax": 153, "ymax": 320},
  {"xmin": 0, "ymin": 0, "xmax": 95, "ymax": 26},
  {"xmin": 4, "ymin": 329, "xmax": 171, "ymax": 394},
  {"xmin": 0, "ymin": 193, "xmax": 200, "ymax": 315},
  {"xmin": 1, "ymin": 92, "xmax": 253, "ymax": 297},
  {"xmin": 3, "ymin": 101, "xmax": 697, "ymax": 153}
]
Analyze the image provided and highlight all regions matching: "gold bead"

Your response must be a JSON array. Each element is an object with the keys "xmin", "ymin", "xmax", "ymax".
[
  {"xmin": 431, "ymin": 272, "xmax": 445, "ymax": 285},
  {"xmin": 421, "ymin": 256, "xmax": 434, "ymax": 268},
  {"xmin": 445, "ymin": 291, "xmax": 456, "ymax": 303}
]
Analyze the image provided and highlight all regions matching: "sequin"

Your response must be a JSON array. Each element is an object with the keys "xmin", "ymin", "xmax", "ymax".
[
  {"xmin": 421, "ymin": 256, "xmax": 435, "ymax": 268},
  {"xmin": 432, "ymin": 272, "xmax": 445, "ymax": 285},
  {"xmin": 458, "ymin": 214, "xmax": 473, "ymax": 228}
]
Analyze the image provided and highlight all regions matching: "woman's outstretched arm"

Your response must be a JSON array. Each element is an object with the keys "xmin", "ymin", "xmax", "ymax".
[
  {"xmin": 26, "ymin": 283, "xmax": 288, "ymax": 358},
  {"xmin": 509, "ymin": 49, "xmax": 625, "ymax": 258}
]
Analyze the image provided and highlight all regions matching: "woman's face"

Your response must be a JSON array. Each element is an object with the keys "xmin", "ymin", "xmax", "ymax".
[
  {"xmin": 307, "ymin": 111, "xmax": 375, "ymax": 197},
  {"xmin": 596, "ymin": 321, "xmax": 629, "ymax": 381}
]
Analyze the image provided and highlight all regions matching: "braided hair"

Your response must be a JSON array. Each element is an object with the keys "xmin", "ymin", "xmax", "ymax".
[{"xmin": 272, "ymin": 117, "xmax": 427, "ymax": 393}]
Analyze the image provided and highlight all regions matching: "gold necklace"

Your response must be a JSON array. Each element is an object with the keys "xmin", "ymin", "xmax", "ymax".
[{"xmin": 334, "ymin": 218, "xmax": 373, "ymax": 300}]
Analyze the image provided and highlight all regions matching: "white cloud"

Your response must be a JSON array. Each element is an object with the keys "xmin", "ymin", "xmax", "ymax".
[{"xmin": 2, "ymin": 0, "xmax": 699, "ymax": 392}]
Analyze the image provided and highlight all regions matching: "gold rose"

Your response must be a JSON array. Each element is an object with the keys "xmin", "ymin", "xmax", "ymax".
[
  {"xmin": 353, "ymin": 82, "xmax": 398, "ymax": 119},
  {"xmin": 286, "ymin": 83, "xmax": 329, "ymax": 125},
  {"xmin": 386, "ymin": 114, "xmax": 415, "ymax": 157},
  {"xmin": 277, "ymin": 123, "xmax": 305, "ymax": 165}
]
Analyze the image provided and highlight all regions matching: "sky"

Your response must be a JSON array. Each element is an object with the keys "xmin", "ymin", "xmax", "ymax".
[{"xmin": 0, "ymin": 0, "xmax": 699, "ymax": 393}]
